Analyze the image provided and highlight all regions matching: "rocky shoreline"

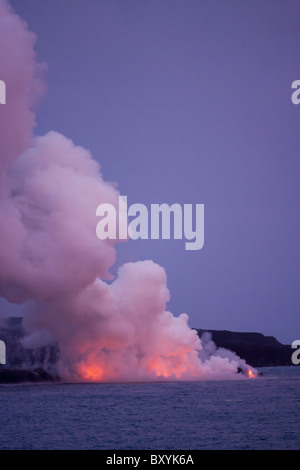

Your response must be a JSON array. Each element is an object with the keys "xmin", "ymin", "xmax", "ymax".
[
  {"xmin": 0, "ymin": 318, "xmax": 294, "ymax": 384},
  {"xmin": 0, "ymin": 367, "xmax": 59, "ymax": 384}
]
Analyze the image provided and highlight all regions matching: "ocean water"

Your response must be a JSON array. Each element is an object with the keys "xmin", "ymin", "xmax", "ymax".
[{"xmin": 0, "ymin": 366, "xmax": 299, "ymax": 450}]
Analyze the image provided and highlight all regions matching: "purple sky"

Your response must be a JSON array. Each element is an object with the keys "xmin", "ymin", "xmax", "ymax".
[{"xmin": 9, "ymin": 0, "xmax": 300, "ymax": 344}]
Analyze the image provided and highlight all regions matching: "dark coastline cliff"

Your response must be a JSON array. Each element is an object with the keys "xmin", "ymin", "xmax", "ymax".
[
  {"xmin": 0, "ymin": 318, "xmax": 294, "ymax": 383},
  {"xmin": 195, "ymin": 329, "xmax": 292, "ymax": 367},
  {"xmin": 0, "ymin": 317, "xmax": 59, "ymax": 384}
]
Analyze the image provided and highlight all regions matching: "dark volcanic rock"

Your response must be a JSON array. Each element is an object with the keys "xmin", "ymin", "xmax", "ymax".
[
  {"xmin": 0, "ymin": 367, "xmax": 59, "ymax": 384},
  {"xmin": 0, "ymin": 317, "xmax": 58, "ymax": 368},
  {"xmin": 196, "ymin": 329, "xmax": 292, "ymax": 367},
  {"xmin": 0, "ymin": 317, "xmax": 59, "ymax": 383}
]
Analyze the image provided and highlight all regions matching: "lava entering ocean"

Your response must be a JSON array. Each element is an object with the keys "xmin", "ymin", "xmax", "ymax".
[{"xmin": 0, "ymin": 1, "xmax": 257, "ymax": 383}]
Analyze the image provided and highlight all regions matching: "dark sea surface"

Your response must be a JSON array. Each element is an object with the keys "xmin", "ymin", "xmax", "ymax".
[{"xmin": 0, "ymin": 366, "xmax": 299, "ymax": 450}]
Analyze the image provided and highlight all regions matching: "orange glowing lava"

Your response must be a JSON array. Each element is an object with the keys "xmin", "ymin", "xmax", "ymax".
[
  {"xmin": 148, "ymin": 358, "xmax": 173, "ymax": 378},
  {"xmin": 147, "ymin": 353, "xmax": 194, "ymax": 379},
  {"xmin": 247, "ymin": 369, "xmax": 255, "ymax": 379},
  {"xmin": 80, "ymin": 364, "xmax": 104, "ymax": 381}
]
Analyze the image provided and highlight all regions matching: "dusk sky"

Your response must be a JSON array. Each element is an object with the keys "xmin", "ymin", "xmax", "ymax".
[{"xmin": 7, "ymin": 0, "xmax": 300, "ymax": 344}]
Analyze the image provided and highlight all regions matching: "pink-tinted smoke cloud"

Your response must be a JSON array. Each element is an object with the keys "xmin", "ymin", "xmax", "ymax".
[{"xmin": 0, "ymin": 0, "xmax": 256, "ymax": 381}]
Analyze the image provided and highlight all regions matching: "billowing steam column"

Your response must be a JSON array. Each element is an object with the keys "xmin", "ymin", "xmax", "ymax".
[{"xmin": 0, "ymin": 1, "xmax": 257, "ymax": 383}]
